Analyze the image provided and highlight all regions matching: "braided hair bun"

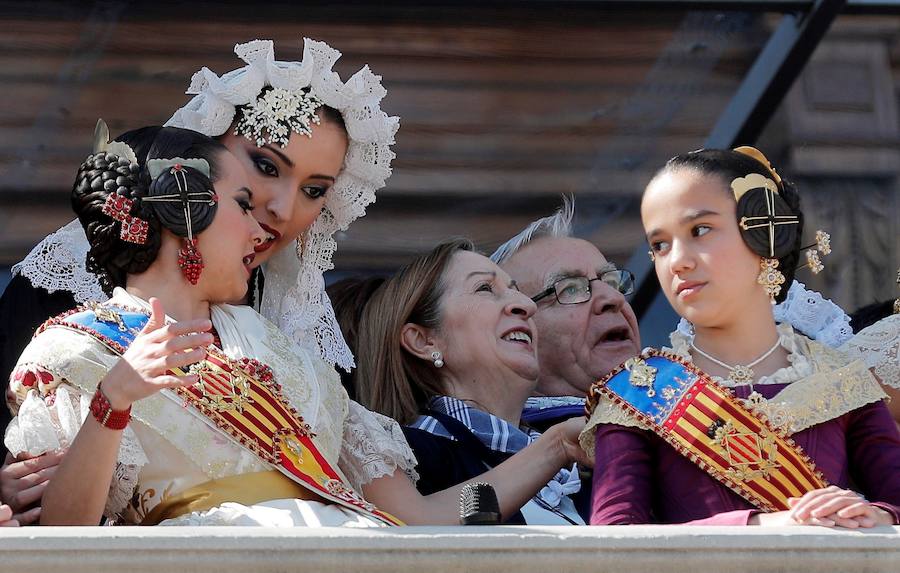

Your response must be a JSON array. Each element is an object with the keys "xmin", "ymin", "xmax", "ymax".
[{"xmin": 72, "ymin": 151, "xmax": 160, "ymax": 294}]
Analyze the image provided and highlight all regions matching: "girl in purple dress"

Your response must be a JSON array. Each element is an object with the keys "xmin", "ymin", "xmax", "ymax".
[{"xmin": 583, "ymin": 147, "xmax": 900, "ymax": 527}]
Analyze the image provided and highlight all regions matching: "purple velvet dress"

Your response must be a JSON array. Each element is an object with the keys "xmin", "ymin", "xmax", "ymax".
[{"xmin": 590, "ymin": 381, "xmax": 900, "ymax": 525}]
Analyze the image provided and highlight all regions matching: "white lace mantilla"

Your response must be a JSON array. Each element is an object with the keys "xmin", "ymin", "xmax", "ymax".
[
  {"xmin": 840, "ymin": 314, "xmax": 900, "ymax": 388},
  {"xmin": 675, "ymin": 280, "xmax": 853, "ymax": 349},
  {"xmin": 166, "ymin": 38, "xmax": 400, "ymax": 371},
  {"xmin": 12, "ymin": 220, "xmax": 106, "ymax": 304}
]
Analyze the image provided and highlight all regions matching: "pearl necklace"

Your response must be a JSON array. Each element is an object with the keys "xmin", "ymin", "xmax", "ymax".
[{"xmin": 689, "ymin": 338, "xmax": 781, "ymax": 384}]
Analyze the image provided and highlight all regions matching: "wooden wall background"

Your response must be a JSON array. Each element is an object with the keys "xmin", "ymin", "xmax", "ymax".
[{"xmin": 0, "ymin": 2, "xmax": 896, "ymax": 311}]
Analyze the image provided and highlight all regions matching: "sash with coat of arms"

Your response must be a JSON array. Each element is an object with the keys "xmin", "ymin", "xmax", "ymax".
[{"xmin": 585, "ymin": 349, "xmax": 827, "ymax": 512}]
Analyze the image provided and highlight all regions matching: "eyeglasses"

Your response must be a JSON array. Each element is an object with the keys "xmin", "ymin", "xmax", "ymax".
[{"xmin": 530, "ymin": 270, "xmax": 635, "ymax": 305}]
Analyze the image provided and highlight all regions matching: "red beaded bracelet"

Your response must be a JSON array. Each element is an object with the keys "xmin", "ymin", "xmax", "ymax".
[{"xmin": 90, "ymin": 384, "xmax": 131, "ymax": 430}]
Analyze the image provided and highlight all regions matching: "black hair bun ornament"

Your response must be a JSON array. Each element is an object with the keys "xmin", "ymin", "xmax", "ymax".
[
  {"xmin": 142, "ymin": 158, "xmax": 218, "ymax": 239},
  {"xmin": 733, "ymin": 179, "xmax": 801, "ymax": 260}
]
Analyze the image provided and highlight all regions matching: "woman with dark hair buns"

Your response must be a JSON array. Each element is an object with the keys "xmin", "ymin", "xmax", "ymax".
[
  {"xmin": 0, "ymin": 38, "xmax": 398, "ymax": 523},
  {"xmin": 581, "ymin": 147, "xmax": 900, "ymax": 527}
]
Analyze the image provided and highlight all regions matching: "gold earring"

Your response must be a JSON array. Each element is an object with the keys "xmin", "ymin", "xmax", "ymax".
[
  {"xmin": 758, "ymin": 258, "xmax": 785, "ymax": 305},
  {"xmin": 804, "ymin": 249, "xmax": 824, "ymax": 274}
]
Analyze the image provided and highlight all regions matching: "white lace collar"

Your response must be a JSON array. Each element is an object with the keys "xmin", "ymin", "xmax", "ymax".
[{"xmin": 667, "ymin": 322, "xmax": 815, "ymax": 387}]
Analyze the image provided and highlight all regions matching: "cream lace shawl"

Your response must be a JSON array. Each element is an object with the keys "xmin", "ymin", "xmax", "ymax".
[{"xmin": 4, "ymin": 290, "xmax": 416, "ymax": 522}]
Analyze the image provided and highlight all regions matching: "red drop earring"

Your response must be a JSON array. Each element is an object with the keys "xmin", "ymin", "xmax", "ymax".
[{"xmin": 178, "ymin": 238, "xmax": 203, "ymax": 285}]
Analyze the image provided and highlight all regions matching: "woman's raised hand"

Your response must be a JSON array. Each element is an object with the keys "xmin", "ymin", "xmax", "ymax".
[
  {"xmin": 101, "ymin": 298, "xmax": 212, "ymax": 410},
  {"xmin": 547, "ymin": 417, "xmax": 594, "ymax": 469}
]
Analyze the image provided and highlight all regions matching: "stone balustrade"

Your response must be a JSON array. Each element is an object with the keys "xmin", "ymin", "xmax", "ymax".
[{"xmin": 1, "ymin": 525, "xmax": 898, "ymax": 573}]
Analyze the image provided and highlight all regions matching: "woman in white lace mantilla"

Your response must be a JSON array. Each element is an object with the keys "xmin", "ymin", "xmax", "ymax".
[{"xmin": 1, "ymin": 38, "xmax": 397, "ymax": 523}]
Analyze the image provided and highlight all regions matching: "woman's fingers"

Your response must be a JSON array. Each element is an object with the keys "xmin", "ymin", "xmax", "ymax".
[
  {"xmin": 789, "ymin": 486, "xmax": 842, "ymax": 520},
  {"xmin": 803, "ymin": 516, "xmax": 836, "ymax": 527},
  {"xmin": 162, "ymin": 332, "xmax": 214, "ymax": 354},
  {"xmin": 154, "ymin": 374, "xmax": 199, "ymax": 390},
  {"xmin": 12, "ymin": 506, "xmax": 41, "ymax": 526},
  {"xmin": 142, "ymin": 297, "xmax": 167, "ymax": 334},
  {"xmin": 15, "ymin": 464, "xmax": 56, "ymax": 490},
  {"xmin": 161, "ymin": 348, "xmax": 207, "ymax": 371},
  {"xmin": 808, "ymin": 492, "xmax": 864, "ymax": 518},
  {"xmin": 8, "ymin": 481, "xmax": 49, "ymax": 510},
  {"xmin": 835, "ymin": 500, "xmax": 872, "ymax": 519},
  {"xmin": 831, "ymin": 516, "xmax": 861, "ymax": 529},
  {"xmin": 3, "ymin": 450, "xmax": 64, "ymax": 480},
  {"xmin": 144, "ymin": 319, "xmax": 212, "ymax": 344},
  {"xmin": 1, "ymin": 452, "xmax": 62, "ymax": 513}
]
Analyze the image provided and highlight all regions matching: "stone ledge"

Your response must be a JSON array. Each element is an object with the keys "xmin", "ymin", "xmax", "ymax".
[{"xmin": 0, "ymin": 525, "xmax": 898, "ymax": 573}]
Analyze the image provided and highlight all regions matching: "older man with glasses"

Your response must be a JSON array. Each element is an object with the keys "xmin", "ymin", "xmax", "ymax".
[{"xmin": 491, "ymin": 198, "xmax": 642, "ymax": 431}]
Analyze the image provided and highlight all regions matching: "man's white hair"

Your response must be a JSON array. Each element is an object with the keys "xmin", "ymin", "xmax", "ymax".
[{"xmin": 490, "ymin": 196, "xmax": 575, "ymax": 265}]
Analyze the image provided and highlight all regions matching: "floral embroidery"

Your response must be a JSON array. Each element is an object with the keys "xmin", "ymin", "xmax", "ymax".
[{"xmin": 10, "ymin": 364, "xmax": 60, "ymax": 398}]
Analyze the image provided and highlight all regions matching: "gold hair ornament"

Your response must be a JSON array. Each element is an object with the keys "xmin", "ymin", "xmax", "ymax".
[
  {"xmin": 733, "ymin": 146, "xmax": 782, "ymax": 188},
  {"xmin": 797, "ymin": 230, "xmax": 832, "ymax": 275},
  {"xmin": 731, "ymin": 173, "xmax": 780, "ymax": 202},
  {"xmin": 730, "ymin": 147, "xmax": 798, "ymax": 304}
]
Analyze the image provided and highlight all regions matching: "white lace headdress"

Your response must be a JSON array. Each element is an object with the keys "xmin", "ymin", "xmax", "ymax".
[{"xmin": 13, "ymin": 38, "xmax": 399, "ymax": 371}]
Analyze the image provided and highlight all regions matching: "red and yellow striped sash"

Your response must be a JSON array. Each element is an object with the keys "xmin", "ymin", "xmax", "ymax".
[
  {"xmin": 55, "ymin": 306, "xmax": 403, "ymax": 526},
  {"xmin": 587, "ymin": 350, "xmax": 826, "ymax": 512}
]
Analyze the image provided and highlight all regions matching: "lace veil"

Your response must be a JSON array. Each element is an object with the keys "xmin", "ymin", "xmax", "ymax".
[
  {"xmin": 675, "ymin": 280, "xmax": 854, "ymax": 348},
  {"xmin": 13, "ymin": 38, "xmax": 399, "ymax": 371}
]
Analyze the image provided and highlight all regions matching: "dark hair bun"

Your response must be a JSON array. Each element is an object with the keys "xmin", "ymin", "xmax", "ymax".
[
  {"xmin": 143, "ymin": 165, "xmax": 217, "ymax": 238},
  {"xmin": 736, "ymin": 187, "xmax": 801, "ymax": 260}
]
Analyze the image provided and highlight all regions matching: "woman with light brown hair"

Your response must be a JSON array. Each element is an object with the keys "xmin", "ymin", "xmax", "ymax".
[{"xmin": 358, "ymin": 239, "xmax": 589, "ymax": 524}]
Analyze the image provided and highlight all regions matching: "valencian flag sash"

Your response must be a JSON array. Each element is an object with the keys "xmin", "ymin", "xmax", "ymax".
[
  {"xmin": 586, "ymin": 349, "xmax": 827, "ymax": 512},
  {"xmin": 44, "ymin": 304, "xmax": 403, "ymax": 526}
]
